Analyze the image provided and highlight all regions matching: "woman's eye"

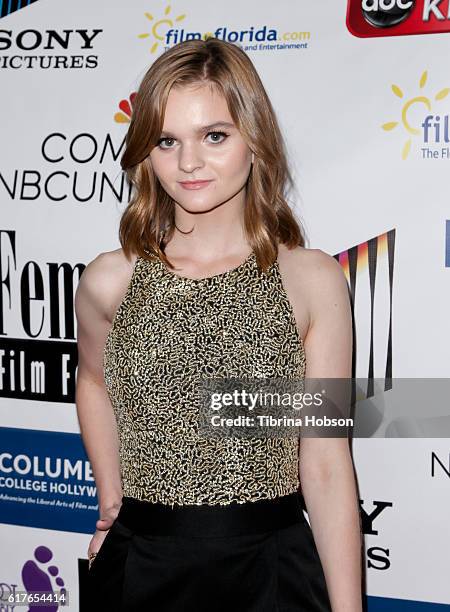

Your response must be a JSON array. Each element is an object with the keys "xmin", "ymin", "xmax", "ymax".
[
  {"xmin": 206, "ymin": 131, "xmax": 228, "ymax": 143},
  {"xmin": 157, "ymin": 137, "xmax": 175, "ymax": 149},
  {"xmin": 156, "ymin": 131, "xmax": 229, "ymax": 150}
]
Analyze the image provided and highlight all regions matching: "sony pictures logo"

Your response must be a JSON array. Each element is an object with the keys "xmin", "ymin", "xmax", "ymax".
[
  {"xmin": 0, "ymin": 29, "xmax": 102, "ymax": 69},
  {"xmin": 361, "ymin": 0, "xmax": 414, "ymax": 27}
]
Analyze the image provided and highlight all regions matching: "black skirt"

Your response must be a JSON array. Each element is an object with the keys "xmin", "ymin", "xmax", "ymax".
[{"xmin": 87, "ymin": 493, "xmax": 331, "ymax": 611}]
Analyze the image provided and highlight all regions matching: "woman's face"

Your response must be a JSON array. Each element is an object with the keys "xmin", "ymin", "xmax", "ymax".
[{"xmin": 149, "ymin": 83, "xmax": 253, "ymax": 213}]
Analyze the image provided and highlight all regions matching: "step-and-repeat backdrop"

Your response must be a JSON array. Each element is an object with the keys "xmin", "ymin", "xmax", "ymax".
[{"xmin": 1, "ymin": 1, "xmax": 449, "ymax": 609}]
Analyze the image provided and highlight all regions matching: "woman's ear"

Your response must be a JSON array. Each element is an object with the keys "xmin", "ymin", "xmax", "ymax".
[{"xmin": 251, "ymin": 152, "xmax": 255, "ymax": 164}]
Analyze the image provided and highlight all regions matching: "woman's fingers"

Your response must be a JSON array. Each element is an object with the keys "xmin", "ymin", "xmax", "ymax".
[
  {"xmin": 88, "ymin": 551, "xmax": 98, "ymax": 570},
  {"xmin": 87, "ymin": 528, "xmax": 110, "ymax": 569}
]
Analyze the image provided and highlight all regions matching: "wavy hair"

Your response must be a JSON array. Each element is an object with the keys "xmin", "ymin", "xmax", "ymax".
[{"xmin": 119, "ymin": 37, "xmax": 306, "ymax": 272}]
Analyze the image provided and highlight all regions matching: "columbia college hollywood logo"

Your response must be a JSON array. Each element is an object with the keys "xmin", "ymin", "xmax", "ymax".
[{"xmin": 347, "ymin": 0, "xmax": 450, "ymax": 37}]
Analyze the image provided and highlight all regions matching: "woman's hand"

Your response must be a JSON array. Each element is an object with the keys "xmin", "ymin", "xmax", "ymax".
[{"xmin": 88, "ymin": 503, "xmax": 122, "ymax": 569}]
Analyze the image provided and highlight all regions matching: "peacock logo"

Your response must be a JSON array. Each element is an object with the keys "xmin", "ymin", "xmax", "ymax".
[{"xmin": 114, "ymin": 93, "xmax": 137, "ymax": 123}]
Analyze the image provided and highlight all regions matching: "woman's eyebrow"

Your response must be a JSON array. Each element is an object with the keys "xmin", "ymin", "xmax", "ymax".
[{"xmin": 160, "ymin": 121, "xmax": 235, "ymax": 137}]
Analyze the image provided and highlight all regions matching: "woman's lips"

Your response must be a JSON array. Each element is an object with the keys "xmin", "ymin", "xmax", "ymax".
[{"xmin": 179, "ymin": 180, "xmax": 213, "ymax": 190}]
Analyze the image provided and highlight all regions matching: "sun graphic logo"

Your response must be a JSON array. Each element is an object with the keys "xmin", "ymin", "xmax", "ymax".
[
  {"xmin": 114, "ymin": 93, "xmax": 137, "ymax": 123},
  {"xmin": 138, "ymin": 4, "xmax": 187, "ymax": 53},
  {"xmin": 381, "ymin": 70, "xmax": 450, "ymax": 160}
]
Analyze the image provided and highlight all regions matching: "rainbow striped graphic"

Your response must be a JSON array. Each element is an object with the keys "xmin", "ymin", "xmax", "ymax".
[{"xmin": 335, "ymin": 229, "xmax": 395, "ymax": 396}]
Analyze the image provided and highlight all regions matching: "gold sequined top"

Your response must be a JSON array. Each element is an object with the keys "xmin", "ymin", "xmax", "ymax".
[{"xmin": 103, "ymin": 250, "xmax": 306, "ymax": 506}]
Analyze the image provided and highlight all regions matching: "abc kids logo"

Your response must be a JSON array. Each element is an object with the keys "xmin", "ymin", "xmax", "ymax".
[
  {"xmin": 347, "ymin": 0, "xmax": 450, "ymax": 37},
  {"xmin": 361, "ymin": 0, "xmax": 414, "ymax": 27}
]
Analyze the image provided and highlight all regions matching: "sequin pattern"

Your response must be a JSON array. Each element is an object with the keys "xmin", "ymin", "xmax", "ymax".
[{"xmin": 103, "ymin": 251, "xmax": 306, "ymax": 506}]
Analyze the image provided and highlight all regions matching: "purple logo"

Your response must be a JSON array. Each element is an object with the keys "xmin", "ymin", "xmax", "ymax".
[{"xmin": 21, "ymin": 545, "xmax": 66, "ymax": 610}]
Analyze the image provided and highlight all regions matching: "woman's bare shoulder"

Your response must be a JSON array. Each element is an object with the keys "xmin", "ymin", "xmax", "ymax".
[
  {"xmin": 75, "ymin": 248, "xmax": 138, "ymax": 321},
  {"xmin": 277, "ymin": 244, "xmax": 347, "ymax": 296},
  {"xmin": 277, "ymin": 244, "xmax": 340, "ymax": 278},
  {"xmin": 276, "ymin": 244, "xmax": 348, "ymax": 341}
]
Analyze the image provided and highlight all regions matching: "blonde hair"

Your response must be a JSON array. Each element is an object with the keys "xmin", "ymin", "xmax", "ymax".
[{"xmin": 119, "ymin": 37, "xmax": 305, "ymax": 272}]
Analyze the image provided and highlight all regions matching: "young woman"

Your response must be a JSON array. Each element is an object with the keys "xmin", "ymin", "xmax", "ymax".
[{"xmin": 75, "ymin": 38, "xmax": 363, "ymax": 611}]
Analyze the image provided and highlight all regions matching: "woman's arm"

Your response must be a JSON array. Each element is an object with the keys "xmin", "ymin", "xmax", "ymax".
[
  {"xmin": 74, "ymin": 253, "xmax": 124, "ymax": 536},
  {"xmin": 298, "ymin": 250, "xmax": 363, "ymax": 612}
]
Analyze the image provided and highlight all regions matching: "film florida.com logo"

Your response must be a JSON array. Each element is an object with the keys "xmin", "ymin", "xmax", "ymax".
[{"xmin": 137, "ymin": 4, "xmax": 310, "ymax": 54}]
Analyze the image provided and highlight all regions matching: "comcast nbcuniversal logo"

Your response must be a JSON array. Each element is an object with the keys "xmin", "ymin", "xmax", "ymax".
[{"xmin": 381, "ymin": 70, "xmax": 450, "ymax": 160}]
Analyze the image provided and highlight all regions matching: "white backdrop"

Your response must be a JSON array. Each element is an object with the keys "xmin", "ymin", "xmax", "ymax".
[{"xmin": 1, "ymin": 1, "xmax": 449, "ymax": 609}]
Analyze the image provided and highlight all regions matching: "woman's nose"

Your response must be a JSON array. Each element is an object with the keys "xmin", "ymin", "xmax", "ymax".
[{"xmin": 178, "ymin": 142, "xmax": 205, "ymax": 173}]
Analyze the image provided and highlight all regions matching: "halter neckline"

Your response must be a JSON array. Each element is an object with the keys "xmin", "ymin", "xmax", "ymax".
[{"xmin": 152, "ymin": 250, "xmax": 256, "ymax": 283}]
